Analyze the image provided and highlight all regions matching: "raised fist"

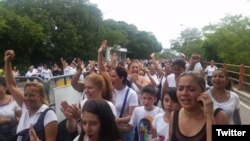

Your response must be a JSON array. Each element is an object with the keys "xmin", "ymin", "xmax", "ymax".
[{"xmin": 4, "ymin": 50, "xmax": 15, "ymax": 62}]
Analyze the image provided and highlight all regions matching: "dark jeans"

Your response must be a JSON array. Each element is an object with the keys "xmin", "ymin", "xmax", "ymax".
[
  {"xmin": 207, "ymin": 76, "xmax": 212, "ymax": 86},
  {"xmin": 120, "ymin": 129, "xmax": 135, "ymax": 141}
]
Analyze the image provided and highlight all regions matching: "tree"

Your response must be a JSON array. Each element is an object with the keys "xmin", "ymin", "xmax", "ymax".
[
  {"xmin": 103, "ymin": 19, "xmax": 162, "ymax": 59},
  {"xmin": 0, "ymin": 0, "xmax": 163, "ymax": 69},
  {"xmin": 203, "ymin": 15, "xmax": 250, "ymax": 65},
  {"xmin": 171, "ymin": 27, "xmax": 205, "ymax": 59},
  {"xmin": 170, "ymin": 38, "xmax": 181, "ymax": 50},
  {"xmin": 0, "ymin": 5, "xmax": 47, "ymax": 67}
]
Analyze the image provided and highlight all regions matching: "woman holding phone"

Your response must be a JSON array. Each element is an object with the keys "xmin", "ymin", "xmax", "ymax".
[{"xmin": 169, "ymin": 73, "xmax": 214, "ymax": 141}]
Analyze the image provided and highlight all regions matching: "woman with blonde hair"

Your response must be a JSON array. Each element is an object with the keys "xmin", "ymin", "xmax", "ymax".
[
  {"xmin": 4, "ymin": 50, "xmax": 58, "ymax": 141},
  {"xmin": 61, "ymin": 40, "xmax": 116, "ymax": 135}
]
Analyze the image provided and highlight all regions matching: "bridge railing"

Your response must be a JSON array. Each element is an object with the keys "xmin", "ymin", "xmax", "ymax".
[
  {"xmin": 214, "ymin": 63, "xmax": 250, "ymax": 92},
  {"xmin": 15, "ymin": 74, "xmax": 84, "ymax": 123}
]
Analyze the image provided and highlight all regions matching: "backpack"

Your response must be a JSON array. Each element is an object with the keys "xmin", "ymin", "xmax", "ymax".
[{"xmin": 16, "ymin": 108, "xmax": 53, "ymax": 141}]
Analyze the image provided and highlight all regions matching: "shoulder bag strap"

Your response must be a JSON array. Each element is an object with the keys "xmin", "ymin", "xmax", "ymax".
[{"xmin": 119, "ymin": 88, "xmax": 130, "ymax": 118}]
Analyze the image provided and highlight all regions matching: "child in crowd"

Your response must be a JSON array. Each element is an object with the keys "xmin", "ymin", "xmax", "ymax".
[
  {"xmin": 128, "ymin": 85, "xmax": 164, "ymax": 141},
  {"xmin": 151, "ymin": 87, "xmax": 181, "ymax": 141}
]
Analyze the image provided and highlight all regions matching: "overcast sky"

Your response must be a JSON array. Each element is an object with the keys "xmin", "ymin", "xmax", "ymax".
[{"xmin": 89, "ymin": 0, "xmax": 250, "ymax": 48}]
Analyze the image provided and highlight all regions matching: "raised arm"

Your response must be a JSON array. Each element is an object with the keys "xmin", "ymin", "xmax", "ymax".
[
  {"xmin": 187, "ymin": 54, "xmax": 199, "ymax": 71},
  {"xmin": 161, "ymin": 77, "xmax": 169, "ymax": 97},
  {"xmin": 150, "ymin": 52, "xmax": 164, "ymax": 78},
  {"xmin": 98, "ymin": 40, "xmax": 107, "ymax": 73},
  {"xmin": 71, "ymin": 61, "xmax": 84, "ymax": 92},
  {"xmin": 144, "ymin": 67, "xmax": 157, "ymax": 87},
  {"xmin": 4, "ymin": 50, "xmax": 24, "ymax": 107}
]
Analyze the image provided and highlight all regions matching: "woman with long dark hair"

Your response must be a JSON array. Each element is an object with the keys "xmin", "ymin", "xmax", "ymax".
[{"xmin": 74, "ymin": 99, "xmax": 122, "ymax": 141}]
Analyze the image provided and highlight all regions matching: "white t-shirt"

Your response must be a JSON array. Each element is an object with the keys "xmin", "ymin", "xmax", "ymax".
[
  {"xmin": 166, "ymin": 74, "xmax": 176, "ymax": 88},
  {"xmin": 63, "ymin": 66, "xmax": 74, "ymax": 75},
  {"xmin": 129, "ymin": 106, "xmax": 164, "ymax": 141},
  {"xmin": 152, "ymin": 113, "xmax": 169, "ymax": 141},
  {"xmin": 73, "ymin": 134, "xmax": 89, "ymax": 141},
  {"xmin": 80, "ymin": 99, "xmax": 117, "ymax": 117},
  {"xmin": 147, "ymin": 74, "xmax": 160, "ymax": 86},
  {"xmin": 129, "ymin": 75, "xmax": 150, "ymax": 100},
  {"xmin": 25, "ymin": 69, "xmax": 38, "ymax": 77},
  {"xmin": 159, "ymin": 74, "xmax": 171, "ymax": 91},
  {"xmin": 193, "ymin": 62, "xmax": 203, "ymax": 73},
  {"xmin": 0, "ymin": 97, "xmax": 21, "ymax": 119},
  {"xmin": 205, "ymin": 65, "xmax": 217, "ymax": 77},
  {"xmin": 17, "ymin": 104, "xmax": 57, "ymax": 141},
  {"xmin": 113, "ymin": 86, "xmax": 138, "ymax": 117},
  {"xmin": 41, "ymin": 69, "xmax": 53, "ymax": 79},
  {"xmin": 207, "ymin": 88, "xmax": 240, "ymax": 124},
  {"xmin": 73, "ymin": 135, "xmax": 80, "ymax": 141},
  {"xmin": 131, "ymin": 83, "xmax": 140, "ymax": 96},
  {"xmin": 161, "ymin": 75, "xmax": 166, "ymax": 87}
]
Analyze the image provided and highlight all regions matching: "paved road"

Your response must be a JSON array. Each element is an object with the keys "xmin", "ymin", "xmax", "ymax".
[{"xmin": 240, "ymin": 103, "xmax": 250, "ymax": 124}]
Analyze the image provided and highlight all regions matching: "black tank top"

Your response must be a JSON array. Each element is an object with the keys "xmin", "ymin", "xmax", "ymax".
[{"xmin": 171, "ymin": 110, "xmax": 206, "ymax": 141}]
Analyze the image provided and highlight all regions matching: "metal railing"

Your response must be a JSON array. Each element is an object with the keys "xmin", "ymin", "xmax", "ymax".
[
  {"xmin": 14, "ymin": 75, "xmax": 71, "ymax": 107},
  {"xmin": 214, "ymin": 63, "xmax": 250, "ymax": 92},
  {"xmin": 15, "ymin": 72, "xmax": 89, "ymax": 107}
]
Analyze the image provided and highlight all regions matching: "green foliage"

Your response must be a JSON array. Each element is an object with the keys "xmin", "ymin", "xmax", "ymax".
[
  {"xmin": 103, "ymin": 20, "xmax": 162, "ymax": 59},
  {"xmin": 3, "ymin": 0, "xmax": 249, "ymax": 68},
  {"xmin": 171, "ymin": 15, "xmax": 250, "ymax": 66},
  {"xmin": 203, "ymin": 15, "xmax": 250, "ymax": 65},
  {"xmin": 157, "ymin": 49, "xmax": 177, "ymax": 59},
  {"xmin": 0, "ymin": 0, "xmax": 162, "ymax": 67},
  {"xmin": 0, "ymin": 4, "xmax": 47, "ymax": 66},
  {"xmin": 170, "ymin": 39, "xmax": 181, "ymax": 50},
  {"xmin": 179, "ymin": 40, "xmax": 205, "ymax": 59},
  {"xmin": 171, "ymin": 27, "xmax": 205, "ymax": 59}
]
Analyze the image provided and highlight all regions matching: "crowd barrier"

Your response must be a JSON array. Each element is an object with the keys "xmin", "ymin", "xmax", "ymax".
[{"xmin": 15, "ymin": 73, "xmax": 86, "ymax": 123}]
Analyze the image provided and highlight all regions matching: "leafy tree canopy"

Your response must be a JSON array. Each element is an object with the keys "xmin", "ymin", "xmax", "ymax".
[{"xmin": 0, "ymin": 0, "xmax": 162, "ymax": 72}]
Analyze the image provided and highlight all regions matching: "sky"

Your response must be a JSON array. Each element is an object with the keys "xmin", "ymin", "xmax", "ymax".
[{"xmin": 89, "ymin": 0, "xmax": 250, "ymax": 48}]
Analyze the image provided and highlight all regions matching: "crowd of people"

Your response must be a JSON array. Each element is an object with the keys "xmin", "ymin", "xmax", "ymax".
[{"xmin": 0, "ymin": 40, "xmax": 241, "ymax": 141}]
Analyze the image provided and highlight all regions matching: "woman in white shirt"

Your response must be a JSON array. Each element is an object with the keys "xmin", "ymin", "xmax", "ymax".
[
  {"xmin": 4, "ymin": 50, "xmax": 58, "ymax": 141},
  {"xmin": 61, "ymin": 40, "xmax": 116, "ymax": 135},
  {"xmin": 0, "ymin": 77, "xmax": 21, "ymax": 141},
  {"xmin": 111, "ymin": 66, "xmax": 138, "ymax": 141},
  {"xmin": 204, "ymin": 60, "xmax": 217, "ymax": 86},
  {"xmin": 207, "ymin": 68, "xmax": 241, "ymax": 124}
]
